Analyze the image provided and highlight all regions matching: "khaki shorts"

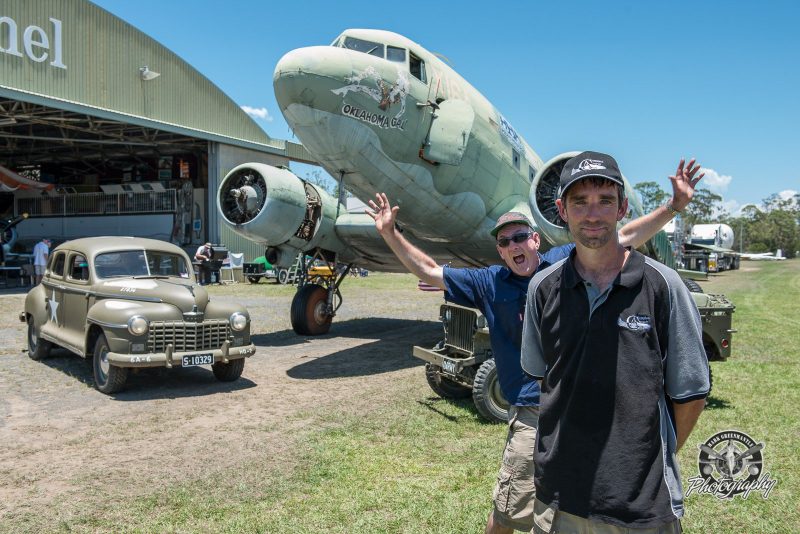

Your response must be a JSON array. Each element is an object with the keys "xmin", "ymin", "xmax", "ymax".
[
  {"xmin": 492, "ymin": 405, "xmax": 539, "ymax": 532},
  {"xmin": 532, "ymin": 498, "xmax": 682, "ymax": 534},
  {"xmin": 34, "ymin": 265, "xmax": 46, "ymax": 276}
]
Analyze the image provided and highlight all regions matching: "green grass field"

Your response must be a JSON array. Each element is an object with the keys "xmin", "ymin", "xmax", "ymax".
[{"xmin": 61, "ymin": 261, "xmax": 800, "ymax": 533}]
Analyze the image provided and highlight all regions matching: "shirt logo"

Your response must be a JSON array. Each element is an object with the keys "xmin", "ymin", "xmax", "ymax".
[
  {"xmin": 571, "ymin": 158, "xmax": 607, "ymax": 176},
  {"xmin": 617, "ymin": 314, "xmax": 652, "ymax": 332}
]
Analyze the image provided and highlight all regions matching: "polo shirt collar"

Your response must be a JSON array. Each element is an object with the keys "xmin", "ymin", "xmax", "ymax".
[{"xmin": 563, "ymin": 247, "xmax": 645, "ymax": 289}]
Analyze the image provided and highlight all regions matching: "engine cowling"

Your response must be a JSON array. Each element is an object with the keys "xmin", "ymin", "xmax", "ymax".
[{"xmin": 217, "ymin": 163, "xmax": 347, "ymax": 267}]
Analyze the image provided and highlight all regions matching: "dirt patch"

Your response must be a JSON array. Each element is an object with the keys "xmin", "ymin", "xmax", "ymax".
[{"xmin": 0, "ymin": 278, "xmax": 444, "ymax": 526}]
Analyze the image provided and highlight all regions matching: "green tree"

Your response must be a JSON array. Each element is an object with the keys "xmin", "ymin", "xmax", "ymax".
[
  {"xmin": 633, "ymin": 181, "xmax": 668, "ymax": 214},
  {"xmin": 682, "ymin": 188, "xmax": 726, "ymax": 226}
]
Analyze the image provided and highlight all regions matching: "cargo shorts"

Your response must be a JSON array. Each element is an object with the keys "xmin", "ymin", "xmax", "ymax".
[
  {"xmin": 532, "ymin": 499, "xmax": 682, "ymax": 534},
  {"xmin": 491, "ymin": 404, "xmax": 538, "ymax": 532}
]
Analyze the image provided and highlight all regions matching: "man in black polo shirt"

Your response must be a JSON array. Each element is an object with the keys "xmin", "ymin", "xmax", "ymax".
[{"xmin": 521, "ymin": 152, "xmax": 709, "ymax": 533}]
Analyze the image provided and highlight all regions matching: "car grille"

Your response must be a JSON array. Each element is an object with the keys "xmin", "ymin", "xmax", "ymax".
[
  {"xmin": 148, "ymin": 320, "xmax": 232, "ymax": 352},
  {"xmin": 442, "ymin": 305, "xmax": 477, "ymax": 353}
]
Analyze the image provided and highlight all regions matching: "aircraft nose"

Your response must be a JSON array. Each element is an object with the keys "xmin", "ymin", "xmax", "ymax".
[{"xmin": 273, "ymin": 46, "xmax": 345, "ymax": 110}]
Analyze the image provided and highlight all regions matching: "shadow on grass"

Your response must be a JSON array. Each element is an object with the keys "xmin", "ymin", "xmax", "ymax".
[
  {"xmin": 285, "ymin": 318, "xmax": 441, "ymax": 379},
  {"xmin": 35, "ymin": 347, "xmax": 257, "ymax": 400},
  {"xmin": 704, "ymin": 395, "xmax": 730, "ymax": 410},
  {"xmin": 251, "ymin": 317, "xmax": 441, "ymax": 348},
  {"xmin": 417, "ymin": 396, "xmax": 505, "ymax": 425}
]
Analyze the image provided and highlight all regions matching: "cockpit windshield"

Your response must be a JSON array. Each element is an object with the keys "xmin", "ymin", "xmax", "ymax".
[{"xmin": 343, "ymin": 36, "xmax": 384, "ymax": 58}]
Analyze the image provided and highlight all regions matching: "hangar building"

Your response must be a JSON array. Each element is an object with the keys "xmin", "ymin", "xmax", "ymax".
[{"xmin": 0, "ymin": 0, "xmax": 314, "ymax": 263}]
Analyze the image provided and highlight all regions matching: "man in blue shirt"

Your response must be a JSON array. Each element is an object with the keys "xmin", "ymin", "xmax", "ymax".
[{"xmin": 366, "ymin": 158, "xmax": 702, "ymax": 534}]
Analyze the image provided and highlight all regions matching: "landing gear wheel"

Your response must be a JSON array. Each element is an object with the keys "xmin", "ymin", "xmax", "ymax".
[
  {"xmin": 92, "ymin": 333, "xmax": 128, "ymax": 394},
  {"xmin": 682, "ymin": 278, "xmax": 703, "ymax": 293},
  {"xmin": 425, "ymin": 363, "xmax": 471, "ymax": 399},
  {"xmin": 212, "ymin": 358, "xmax": 245, "ymax": 382},
  {"xmin": 247, "ymin": 275, "xmax": 261, "ymax": 284},
  {"xmin": 472, "ymin": 358, "xmax": 509, "ymax": 423},
  {"xmin": 27, "ymin": 317, "xmax": 51, "ymax": 360},
  {"xmin": 290, "ymin": 283, "xmax": 333, "ymax": 335},
  {"xmin": 278, "ymin": 269, "xmax": 289, "ymax": 285}
]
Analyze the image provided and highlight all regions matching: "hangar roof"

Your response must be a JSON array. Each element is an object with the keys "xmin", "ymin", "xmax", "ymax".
[{"xmin": 0, "ymin": 0, "xmax": 314, "ymax": 167}]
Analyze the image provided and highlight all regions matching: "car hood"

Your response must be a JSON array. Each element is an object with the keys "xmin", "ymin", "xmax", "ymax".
[{"xmin": 97, "ymin": 278, "xmax": 209, "ymax": 312}]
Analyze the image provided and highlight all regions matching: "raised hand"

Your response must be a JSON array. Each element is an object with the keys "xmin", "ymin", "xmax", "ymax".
[
  {"xmin": 669, "ymin": 158, "xmax": 705, "ymax": 211},
  {"xmin": 366, "ymin": 192, "xmax": 400, "ymax": 235}
]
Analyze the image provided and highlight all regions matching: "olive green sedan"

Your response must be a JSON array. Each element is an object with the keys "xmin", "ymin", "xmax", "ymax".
[{"xmin": 21, "ymin": 237, "xmax": 256, "ymax": 394}]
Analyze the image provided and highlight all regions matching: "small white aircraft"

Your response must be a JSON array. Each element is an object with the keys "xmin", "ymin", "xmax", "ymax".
[{"xmin": 740, "ymin": 250, "xmax": 785, "ymax": 261}]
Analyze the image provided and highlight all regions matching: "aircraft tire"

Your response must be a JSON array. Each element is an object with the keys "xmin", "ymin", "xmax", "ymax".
[
  {"xmin": 425, "ymin": 363, "xmax": 471, "ymax": 399},
  {"xmin": 472, "ymin": 359, "xmax": 509, "ymax": 423},
  {"xmin": 682, "ymin": 278, "xmax": 703, "ymax": 293},
  {"xmin": 290, "ymin": 283, "xmax": 332, "ymax": 335}
]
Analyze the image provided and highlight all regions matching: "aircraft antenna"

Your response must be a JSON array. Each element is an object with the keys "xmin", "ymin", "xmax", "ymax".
[{"xmin": 433, "ymin": 52, "xmax": 453, "ymax": 67}]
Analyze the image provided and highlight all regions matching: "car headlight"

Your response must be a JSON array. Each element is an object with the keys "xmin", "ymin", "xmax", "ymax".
[
  {"xmin": 128, "ymin": 315, "xmax": 149, "ymax": 336},
  {"xmin": 230, "ymin": 312, "xmax": 248, "ymax": 331}
]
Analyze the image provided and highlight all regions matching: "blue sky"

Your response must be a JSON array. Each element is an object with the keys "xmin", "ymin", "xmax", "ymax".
[{"xmin": 92, "ymin": 0, "xmax": 799, "ymax": 214}]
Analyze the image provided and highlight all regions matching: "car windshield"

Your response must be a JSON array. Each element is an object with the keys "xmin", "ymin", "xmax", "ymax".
[{"xmin": 95, "ymin": 250, "xmax": 190, "ymax": 279}]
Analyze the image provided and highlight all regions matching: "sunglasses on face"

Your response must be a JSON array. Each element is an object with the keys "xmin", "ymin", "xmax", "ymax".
[{"xmin": 496, "ymin": 231, "xmax": 533, "ymax": 248}]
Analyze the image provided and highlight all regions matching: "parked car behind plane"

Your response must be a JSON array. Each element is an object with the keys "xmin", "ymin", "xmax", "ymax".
[{"xmin": 21, "ymin": 237, "xmax": 256, "ymax": 394}]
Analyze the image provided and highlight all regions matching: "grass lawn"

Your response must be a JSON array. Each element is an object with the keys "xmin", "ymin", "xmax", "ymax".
[{"xmin": 59, "ymin": 261, "xmax": 800, "ymax": 532}]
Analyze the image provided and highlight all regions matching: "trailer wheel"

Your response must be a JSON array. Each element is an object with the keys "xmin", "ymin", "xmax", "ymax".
[
  {"xmin": 247, "ymin": 275, "xmax": 261, "ymax": 284},
  {"xmin": 278, "ymin": 269, "xmax": 290, "ymax": 285},
  {"xmin": 425, "ymin": 363, "xmax": 471, "ymax": 399},
  {"xmin": 472, "ymin": 359, "xmax": 509, "ymax": 423}
]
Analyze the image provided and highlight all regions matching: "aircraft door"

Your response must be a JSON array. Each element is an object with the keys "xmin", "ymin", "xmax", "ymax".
[{"xmin": 422, "ymin": 99, "xmax": 475, "ymax": 166}]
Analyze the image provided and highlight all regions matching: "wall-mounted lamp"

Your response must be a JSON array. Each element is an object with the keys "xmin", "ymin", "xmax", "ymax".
[{"xmin": 139, "ymin": 66, "xmax": 161, "ymax": 81}]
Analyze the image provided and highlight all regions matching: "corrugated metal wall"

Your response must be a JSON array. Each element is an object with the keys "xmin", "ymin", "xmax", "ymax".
[{"xmin": 1, "ymin": 0, "xmax": 272, "ymax": 146}]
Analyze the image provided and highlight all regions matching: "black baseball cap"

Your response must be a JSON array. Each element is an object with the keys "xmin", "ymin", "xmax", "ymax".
[
  {"xmin": 490, "ymin": 211, "xmax": 533, "ymax": 237},
  {"xmin": 559, "ymin": 151, "xmax": 624, "ymax": 198}
]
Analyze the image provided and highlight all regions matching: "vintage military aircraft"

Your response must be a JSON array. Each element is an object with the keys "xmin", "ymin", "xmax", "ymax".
[{"xmin": 217, "ymin": 29, "xmax": 674, "ymax": 335}]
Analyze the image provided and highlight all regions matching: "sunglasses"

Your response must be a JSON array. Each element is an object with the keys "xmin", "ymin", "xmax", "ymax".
[{"xmin": 496, "ymin": 231, "xmax": 533, "ymax": 248}]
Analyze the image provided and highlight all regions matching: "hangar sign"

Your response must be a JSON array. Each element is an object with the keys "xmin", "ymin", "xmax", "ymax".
[{"xmin": 0, "ymin": 15, "xmax": 66, "ymax": 69}]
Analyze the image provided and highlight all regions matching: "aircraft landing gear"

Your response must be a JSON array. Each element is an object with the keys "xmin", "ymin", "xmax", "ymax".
[{"xmin": 289, "ymin": 250, "xmax": 350, "ymax": 335}]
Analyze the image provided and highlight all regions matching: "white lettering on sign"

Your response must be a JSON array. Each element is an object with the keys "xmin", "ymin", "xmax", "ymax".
[{"xmin": 0, "ymin": 16, "xmax": 66, "ymax": 69}]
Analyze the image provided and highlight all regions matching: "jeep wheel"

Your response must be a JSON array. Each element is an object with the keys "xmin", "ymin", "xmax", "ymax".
[
  {"xmin": 247, "ymin": 275, "xmax": 261, "ymax": 284},
  {"xmin": 682, "ymin": 278, "xmax": 703, "ymax": 293},
  {"xmin": 278, "ymin": 269, "xmax": 289, "ymax": 285},
  {"xmin": 212, "ymin": 358, "xmax": 245, "ymax": 382},
  {"xmin": 92, "ymin": 333, "xmax": 128, "ymax": 394},
  {"xmin": 290, "ymin": 283, "xmax": 332, "ymax": 335},
  {"xmin": 425, "ymin": 363, "xmax": 471, "ymax": 399},
  {"xmin": 472, "ymin": 359, "xmax": 509, "ymax": 423},
  {"xmin": 27, "ymin": 317, "xmax": 51, "ymax": 360}
]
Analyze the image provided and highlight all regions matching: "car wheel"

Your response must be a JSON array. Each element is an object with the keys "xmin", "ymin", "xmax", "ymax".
[
  {"xmin": 278, "ymin": 269, "xmax": 289, "ymax": 285},
  {"xmin": 212, "ymin": 358, "xmax": 245, "ymax": 382},
  {"xmin": 682, "ymin": 278, "xmax": 703, "ymax": 293},
  {"xmin": 247, "ymin": 275, "xmax": 261, "ymax": 284},
  {"xmin": 472, "ymin": 359, "xmax": 509, "ymax": 423},
  {"xmin": 425, "ymin": 363, "xmax": 472, "ymax": 399},
  {"xmin": 27, "ymin": 317, "xmax": 52, "ymax": 360},
  {"xmin": 92, "ymin": 333, "xmax": 128, "ymax": 394},
  {"xmin": 290, "ymin": 283, "xmax": 332, "ymax": 335}
]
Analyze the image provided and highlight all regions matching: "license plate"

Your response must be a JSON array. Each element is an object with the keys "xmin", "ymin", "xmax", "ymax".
[
  {"xmin": 441, "ymin": 358, "xmax": 458, "ymax": 374},
  {"xmin": 182, "ymin": 353, "xmax": 213, "ymax": 367}
]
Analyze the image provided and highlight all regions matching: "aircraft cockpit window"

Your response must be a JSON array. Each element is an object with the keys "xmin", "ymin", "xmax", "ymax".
[
  {"xmin": 409, "ymin": 52, "xmax": 427, "ymax": 83},
  {"xmin": 387, "ymin": 46, "xmax": 406, "ymax": 62},
  {"xmin": 343, "ymin": 36, "xmax": 385, "ymax": 58}
]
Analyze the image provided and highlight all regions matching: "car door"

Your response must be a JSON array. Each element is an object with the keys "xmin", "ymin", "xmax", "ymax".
[
  {"xmin": 39, "ymin": 250, "xmax": 66, "ymax": 343},
  {"xmin": 60, "ymin": 252, "xmax": 92, "ymax": 354}
]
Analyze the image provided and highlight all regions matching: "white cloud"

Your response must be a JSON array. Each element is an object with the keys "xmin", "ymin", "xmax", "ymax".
[
  {"xmin": 241, "ymin": 105, "xmax": 273, "ymax": 122},
  {"xmin": 778, "ymin": 189, "xmax": 798, "ymax": 201},
  {"xmin": 719, "ymin": 199, "xmax": 742, "ymax": 216},
  {"xmin": 699, "ymin": 167, "xmax": 732, "ymax": 194}
]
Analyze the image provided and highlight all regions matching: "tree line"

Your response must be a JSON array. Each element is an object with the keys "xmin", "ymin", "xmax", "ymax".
[{"xmin": 634, "ymin": 182, "xmax": 800, "ymax": 259}]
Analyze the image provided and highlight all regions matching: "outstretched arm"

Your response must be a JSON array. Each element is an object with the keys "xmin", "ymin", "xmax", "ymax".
[
  {"xmin": 367, "ymin": 193, "xmax": 445, "ymax": 289},
  {"xmin": 619, "ymin": 158, "xmax": 704, "ymax": 249}
]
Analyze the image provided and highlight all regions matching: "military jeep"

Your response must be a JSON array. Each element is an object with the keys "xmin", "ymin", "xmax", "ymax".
[{"xmin": 414, "ymin": 289, "xmax": 735, "ymax": 423}]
